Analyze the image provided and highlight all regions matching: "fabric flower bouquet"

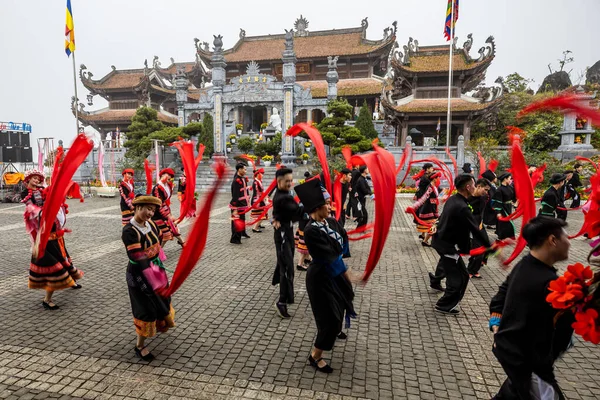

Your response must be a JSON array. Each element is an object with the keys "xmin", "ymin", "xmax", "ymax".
[{"xmin": 547, "ymin": 263, "xmax": 600, "ymax": 344}]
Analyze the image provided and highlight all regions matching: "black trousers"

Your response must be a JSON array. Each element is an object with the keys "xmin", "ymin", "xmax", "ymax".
[
  {"xmin": 356, "ymin": 198, "xmax": 368, "ymax": 227},
  {"xmin": 467, "ymin": 229, "xmax": 489, "ymax": 275},
  {"xmin": 556, "ymin": 208, "xmax": 567, "ymax": 221},
  {"xmin": 338, "ymin": 210, "xmax": 346, "ymax": 227},
  {"xmin": 230, "ymin": 210, "xmax": 246, "ymax": 243},
  {"xmin": 571, "ymin": 192, "xmax": 581, "ymax": 208},
  {"xmin": 272, "ymin": 225, "xmax": 295, "ymax": 304},
  {"xmin": 433, "ymin": 254, "xmax": 469, "ymax": 312},
  {"xmin": 494, "ymin": 369, "xmax": 565, "ymax": 399},
  {"xmin": 348, "ymin": 194, "xmax": 359, "ymax": 219}
]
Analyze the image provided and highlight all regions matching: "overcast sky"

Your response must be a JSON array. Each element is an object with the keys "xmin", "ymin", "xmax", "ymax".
[{"xmin": 0, "ymin": 0, "xmax": 598, "ymax": 151}]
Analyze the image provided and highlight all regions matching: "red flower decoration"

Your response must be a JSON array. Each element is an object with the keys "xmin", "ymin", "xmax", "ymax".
[
  {"xmin": 572, "ymin": 308, "xmax": 600, "ymax": 345},
  {"xmin": 564, "ymin": 263, "xmax": 594, "ymax": 285},
  {"xmin": 546, "ymin": 277, "xmax": 584, "ymax": 309}
]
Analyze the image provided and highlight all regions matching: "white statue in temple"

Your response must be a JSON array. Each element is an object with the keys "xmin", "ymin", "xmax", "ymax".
[{"xmin": 269, "ymin": 107, "xmax": 282, "ymax": 133}]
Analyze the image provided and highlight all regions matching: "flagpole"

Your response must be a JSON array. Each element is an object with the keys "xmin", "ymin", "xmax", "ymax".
[
  {"xmin": 71, "ymin": 41, "xmax": 80, "ymax": 136},
  {"xmin": 445, "ymin": 0, "xmax": 455, "ymax": 150}
]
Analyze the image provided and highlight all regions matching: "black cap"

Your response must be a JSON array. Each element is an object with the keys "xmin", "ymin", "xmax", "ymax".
[
  {"xmin": 462, "ymin": 163, "xmax": 472, "ymax": 173},
  {"xmin": 341, "ymin": 168, "xmax": 352, "ymax": 175},
  {"xmin": 550, "ymin": 173, "xmax": 567, "ymax": 184},
  {"xmin": 481, "ymin": 170, "xmax": 496, "ymax": 181},
  {"xmin": 498, "ymin": 172, "xmax": 511, "ymax": 182},
  {"xmin": 295, "ymin": 177, "xmax": 327, "ymax": 213}
]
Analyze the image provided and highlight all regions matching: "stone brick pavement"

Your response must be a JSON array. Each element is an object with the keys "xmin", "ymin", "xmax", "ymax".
[{"xmin": 0, "ymin": 195, "xmax": 598, "ymax": 399}]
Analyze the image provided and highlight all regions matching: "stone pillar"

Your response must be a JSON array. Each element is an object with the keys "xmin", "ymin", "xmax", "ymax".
[
  {"xmin": 174, "ymin": 66, "xmax": 189, "ymax": 127},
  {"xmin": 326, "ymin": 56, "xmax": 339, "ymax": 101},
  {"xmin": 211, "ymin": 35, "xmax": 227, "ymax": 162},
  {"xmin": 281, "ymin": 29, "xmax": 297, "ymax": 167},
  {"xmin": 457, "ymin": 135, "xmax": 465, "ymax": 169}
]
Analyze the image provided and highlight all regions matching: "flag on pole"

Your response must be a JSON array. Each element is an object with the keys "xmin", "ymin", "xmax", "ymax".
[
  {"xmin": 436, "ymin": 118, "xmax": 441, "ymax": 133},
  {"xmin": 65, "ymin": 0, "xmax": 76, "ymax": 57},
  {"xmin": 443, "ymin": 0, "xmax": 459, "ymax": 41}
]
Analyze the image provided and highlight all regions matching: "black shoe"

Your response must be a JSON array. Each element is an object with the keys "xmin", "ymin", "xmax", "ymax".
[
  {"xmin": 303, "ymin": 258, "xmax": 312, "ymax": 265},
  {"xmin": 296, "ymin": 264, "xmax": 308, "ymax": 271},
  {"xmin": 241, "ymin": 233, "xmax": 251, "ymax": 238},
  {"xmin": 134, "ymin": 346, "xmax": 155, "ymax": 362},
  {"xmin": 421, "ymin": 241, "xmax": 431, "ymax": 247},
  {"xmin": 230, "ymin": 239, "xmax": 242, "ymax": 244},
  {"xmin": 42, "ymin": 301, "xmax": 59, "ymax": 310},
  {"xmin": 337, "ymin": 332, "xmax": 347, "ymax": 340},
  {"xmin": 252, "ymin": 229, "xmax": 262, "ymax": 233},
  {"xmin": 308, "ymin": 355, "xmax": 333, "ymax": 373},
  {"xmin": 428, "ymin": 272, "xmax": 445, "ymax": 292},
  {"xmin": 275, "ymin": 302, "xmax": 291, "ymax": 318},
  {"xmin": 71, "ymin": 284, "xmax": 82, "ymax": 289},
  {"xmin": 434, "ymin": 306, "xmax": 459, "ymax": 315},
  {"xmin": 418, "ymin": 234, "xmax": 424, "ymax": 239}
]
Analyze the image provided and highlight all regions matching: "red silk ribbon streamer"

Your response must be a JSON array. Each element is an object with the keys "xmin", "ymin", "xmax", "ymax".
[
  {"xmin": 144, "ymin": 159, "xmax": 155, "ymax": 194},
  {"xmin": 466, "ymin": 239, "xmax": 513, "ymax": 257},
  {"xmin": 477, "ymin": 152, "xmax": 486, "ymax": 178},
  {"xmin": 398, "ymin": 150, "xmax": 415, "ymax": 186},
  {"xmin": 569, "ymin": 172, "xmax": 600, "ymax": 239},
  {"xmin": 239, "ymin": 154, "xmax": 256, "ymax": 171},
  {"xmin": 66, "ymin": 181, "xmax": 84, "ymax": 203},
  {"xmin": 50, "ymin": 146, "xmax": 64, "ymax": 185},
  {"xmin": 341, "ymin": 146, "xmax": 353, "ymax": 169},
  {"xmin": 405, "ymin": 207, "xmax": 435, "ymax": 228},
  {"xmin": 171, "ymin": 140, "xmax": 197, "ymax": 223},
  {"xmin": 411, "ymin": 157, "xmax": 455, "ymax": 202},
  {"xmin": 34, "ymin": 134, "xmax": 93, "ymax": 259},
  {"xmin": 334, "ymin": 172, "xmax": 343, "ymax": 221},
  {"xmin": 349, "ymin": 142, "xmax": 396, "ymax": 282},
  {"xmin": 488, "ymin": 159, "xmax": 499, "ymax": 173},
  {"xmin": 503, "ymin": 135, "xmax": 536, "ymax": 266},
  {"xmin": 159, "ymin": 162, "xmax": 226, "ymax": 297},
  {"xmin": 395, "ymin": 142, "xmax": 411, "ymax": 176},
  {"xmin": 445, "ymin": 147, "xmax": 458, "ymax": 177},
  {"xmin": 287, "ymin": 123, "xmax": 331, "ymax": 196},
  {"xmin": 238, "ymin": 177, "xmax": 277, "ymax": 215},
  {"xmin": 575, "ymin": 155, "xmax": 599, "ymax": 172},
  {"xmin": 518, "ymin": 93, "xmax": 600, "ymax": 128},
  {"xmin": 346, "ymin": 222, "xmax": 375, "ymax": 236}
]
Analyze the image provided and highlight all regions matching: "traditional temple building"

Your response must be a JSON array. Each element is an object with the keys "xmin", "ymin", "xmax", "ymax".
[
  {"xmin": 382, "ymin": 34, "xmax": 502, "ymax": 146},
  {"xmin": 74, "ymin": 57, "xmax": 208, "ymax": 142}
]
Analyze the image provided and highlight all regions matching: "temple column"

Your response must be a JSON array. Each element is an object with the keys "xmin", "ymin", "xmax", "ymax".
[
  {"xmin": 326, "ymin": 56, "xmax": 339, "ymax": 101},
  {"xmin": 210, "ymin": 35, "xmax": 227, "ymax": 162},
  {"xmin": 400, "ymin": 116, "xmax": 409, "ymax": 145},
  {"xmin": 281, "ymin": 30, "xmax": 297, "ymax": 167},
  {"xmin": 175, "ymin": 66, "xmax": 189, "ymax": 127},
  {"xmin": 463, "ymin": 117, "xmax": 472, "ymax": 144}
]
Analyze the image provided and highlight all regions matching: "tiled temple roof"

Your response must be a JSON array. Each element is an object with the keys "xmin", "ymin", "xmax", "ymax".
[
  {"xmin": 392, "ymin": 98, "xmax": 500, "ymax": 113},
  {"xmin": 299, "ymin": 78, "xmax": 383, "ymax": 98}
]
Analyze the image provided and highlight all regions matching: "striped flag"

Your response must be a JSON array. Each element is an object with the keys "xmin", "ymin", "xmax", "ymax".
[
  {"xmin": 443, "ymin": 0, "xmax": 459, "ymax": 41},
  {"xmin": 65, "ymin": 0, "xmax": 75, "ymax": 56}
]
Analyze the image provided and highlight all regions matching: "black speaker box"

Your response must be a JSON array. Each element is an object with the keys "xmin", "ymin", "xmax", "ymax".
[
  {"xmin": 8, "ymin": 132, "xmax": 19, "ymax": 146},
  {"xmin": 0, "ymin": 146, "xmax": 17, "ymax": 162},
  {"xmin": 20, "ymin": 132, "xmax": 30, "ymax": 147},
  {"xmin": 20, "ymin": 147, "xmax": 32, "ymax": 163},
  {"xmin": 0, "ymin": 131, "xmax": 8, "ymax": 146}
]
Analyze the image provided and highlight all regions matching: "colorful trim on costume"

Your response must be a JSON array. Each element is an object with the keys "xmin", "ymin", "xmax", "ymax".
[
  {"xmin": 134, "ymin": 305, "xmax": 176, "ymax": 338},
  {"xmin": 416, "ymin": 219, "xmax": 436, "ymax": 233},
  {"xmin": 295, "ymin": 229, "xmax": 309, "ymax": 254}
]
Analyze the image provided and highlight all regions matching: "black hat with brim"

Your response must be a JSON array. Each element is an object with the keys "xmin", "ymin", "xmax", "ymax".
[
  {"xmin": 550, "ymin": 173, "xmax": 567, "ymax": 184},
  {"xmin": 295, "ymin": 177, "xmax": 326, "ymax": 214},
  {"xmin": 481, "ymin": 170, "xmax": 496, "ymax": 181},
  {"xmin": 498, "ymin": 172, "xmax": 511, "ymax": 182}
]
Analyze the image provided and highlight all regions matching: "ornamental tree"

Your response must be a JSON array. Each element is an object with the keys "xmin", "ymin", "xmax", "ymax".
[
  {"xmin": 355, "ymin": 100, "xmax": 378, "ymax": 139},
  {"xmin": 200, "ymin": 113, "xmax": 214, "ymax": 155},
  {"xmin": 124, "ymin": 107, "xmax": 165, "ymax": 168},
  {"xmin": 317, "ymin": 98, "xmax": 372, "ymax": 154}
]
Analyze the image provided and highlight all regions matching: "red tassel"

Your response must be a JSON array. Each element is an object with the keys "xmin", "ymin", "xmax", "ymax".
[
  {"xmin": 287, "ymin": 123, "xmax": 331, "ymax": 196},
  {"xmin": 34, "ymin": 135, "xmax": 93, "ymax": 259},
  {"xmin": 488, "ymin": 159, "xmax": 499, "ymax": 173},
  {"xmin": 477, "ymin": 152, "xmax": 486, "ymax": 178},
  {"xmin": 518, "ymin": 93, "xmax": 600, "ymax": 127},
  {"xmin": 160, "ymin": 161, "xmax": 226, "ymax": 297},
  {"xmin": 503, "ymin": 135, "xmax": 536, "ymax": 266},
  {"xmin": 144, "ymin": 160, "xmax": 155, "ymax": 195},
  {"xmin": 349, "ymin": 143, "xmax": 396, "ymax": 282}
]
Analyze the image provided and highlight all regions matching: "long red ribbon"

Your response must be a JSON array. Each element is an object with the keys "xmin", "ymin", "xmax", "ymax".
[
  {"xmin": 34, "ymin": 134, "xmax": 93, "ymax": 259},
  {"xmin": 518, "ymin": 93, "xmax": 600, "ymax": 128},
  {"xmin": 144, "ymin": 159, "xmax": 155, "ymax": 195},
  {"xmin": 171, "ymin": 140, "xmax": 197, "ymax": 223},
  {"xmin": 334, "ymin": 172, "xmax": 343, "ymax": 221},
  {"xmin": 477, "ymin": 152, "xmax": 486, "ymax": 178},
  {"xmin": 160, "ymin": 162, "xmax": 226, "ymax": 297},
  {"xmin": 287, "ymin": 123, "xmax": 331, "ymax": 196},
  {"xmin": 445, "ymin": 147, "xmax": 458, "ymax": 177}
]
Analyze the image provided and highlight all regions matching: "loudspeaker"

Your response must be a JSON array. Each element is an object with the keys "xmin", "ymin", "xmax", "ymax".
[
  {"xmin": 8, "ymin": 132, "xmax": 19, "ymax": 146},
  {"xmin": 20, "ymin": 132, "xmax": 30, "ymax": 147},
  {"xmin": 0, "ymin": 131, "xmax": 8, "ymax": 146},
  {"xmin": 0, "ymin": 146, "xmax": 17, "ymax": 162},
  {"xmin": 19, "ymin": 147, "xmax": 33, "ymax": 163}
]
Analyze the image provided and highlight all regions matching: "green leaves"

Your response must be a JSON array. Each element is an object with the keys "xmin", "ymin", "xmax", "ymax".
[
  {"xmin": 355, "ymin": 100, "xmax": 378, "ymax": 139},
  {"xmin": 316, "ymin": 98, "xmax": 373, "ymax": 154}
]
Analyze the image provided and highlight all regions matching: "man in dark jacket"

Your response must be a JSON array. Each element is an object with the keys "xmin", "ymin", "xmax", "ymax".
[
  {"xmin": 539, "ymin": 173, "xmax": 567, "ymax": 220},
  {"xmin": 466, "ymin": 178, "xmax": 492, "ymax": 278},
  {"xmin": 347, "ymin": 166, "xmax": 362, "ymax": 222},
  {"xmin": 429, "ymin": 174, "xmax": 491, "ymax": 314},
  {"xmin": 568, "ymin": 163, "xmax": 583, "ymax": 209},
  {"xmin": 355, "ymin": 166, "xmax": 372, "ymax": 228},
  {"xmin": 482, "ymin": 169, "xmax": 498, "ymax": 229},
  {"xmin": 230, "ymin": 163, "xmax": 251, "ymax": 244},
  {"xmin": 489, "ymin": 216, "xmax": 573, "ymax": 399},
  {"xmin": 271, "ymin": 168, "xmax": 303, "ymax": 318}
]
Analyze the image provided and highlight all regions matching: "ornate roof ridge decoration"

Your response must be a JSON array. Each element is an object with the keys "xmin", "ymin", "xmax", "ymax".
[{"xmin": 294, "ymin": 15, "xmax": 309, "ymax": 37}]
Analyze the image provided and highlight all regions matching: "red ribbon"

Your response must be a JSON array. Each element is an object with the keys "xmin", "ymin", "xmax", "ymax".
[
  {"xmin": 287, "ymin": 123, "xmax": 331, "ymax": 196},
  {"xmin": 477, "ymin": 152, "xmax": 486, "ymax": 178},
  {"xmin": 171, "ymin": 140, "xmax": 197, "ymax": 223},
  {"xmin": 445, "ymin": 147, "xmax": 458, "ymax": 177},
  {"xmin": 159, "ymin": 162, "xmax": 226, "ymax": 297},
  {"xmin": 144, "ymin": 159, "xmax": 155, "ymax": 195},
  {"xmin": 34, "ymin": 134, "xmax": 93, "ymax": 259},
  {"xmin": 395, "ymin": 142, "xmax": 412, "ymax": 176},
  {"xmin": 333, "ymin": 172, "xmax": 343, "ymax": 221},
  {"xmin": 518, "ymin": 93, "xmax": 600, "ymax": 128}
]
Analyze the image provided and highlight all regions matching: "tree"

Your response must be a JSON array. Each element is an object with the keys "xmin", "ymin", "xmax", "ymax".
[
  {"xmin": 355, "ymin": 100, "xmax": 378, "ymax": 139},
  {"xmin": 182, "ymin": 122, "xmax": 204, "ymax": 138},
  {"xmin": 317, "ymin": 98, "xmax": 372, "ymax": 154},
  {"xmin": 237, "ymin": 137, "xmax": 254, "ymax": 153},
  {"xmin": 504, "ymin": 72, "xmax": 534, "ymax": 93},
  {"xmin": 124, "ymin": 107, "xmax": 165, "ymax": 168},
  {"xmin": 199, "ymin": 113, "xmax": 214, "ymax": 155}
]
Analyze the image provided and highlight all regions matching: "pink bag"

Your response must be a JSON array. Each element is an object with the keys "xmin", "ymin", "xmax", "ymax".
[{"xmin": 142, "ymin": 261, "xmax": 168, "ymax": 291}]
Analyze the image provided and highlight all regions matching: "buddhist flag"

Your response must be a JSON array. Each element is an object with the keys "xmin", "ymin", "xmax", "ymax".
[
  {"xmin": 444, "ymin": 0, "xmax": 459, "ymax": 41},
  {"xmin": 65, "ymin": 0, "xmax": 75, "ymax": 57}
]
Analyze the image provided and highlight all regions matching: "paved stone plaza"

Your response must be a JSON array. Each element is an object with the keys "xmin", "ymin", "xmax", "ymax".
[{"xmin": 0, "ymin": 195, "xmax": 599, "ymax": 400}]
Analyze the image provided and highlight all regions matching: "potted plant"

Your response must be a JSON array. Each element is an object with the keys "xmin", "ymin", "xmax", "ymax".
[
  {"xmin": 236, "ymin": 124, "xmax": 243, "ymax": 135},
  {"xmin": 229, "ymin": 134, "xmax": 237, "ymax": 144},
  {"xmin": 301, "ymin": 153, "xmax": 309, "ymax": 165},
  {"xmin": 260, "ymin": 122, "xmax": 268, "ymax": 133},
  {"xmin": 226, "ymin": 142, "xmax": 232, "ymax": 152},
  {"xmin": 304, "ymin": 140, "xmax": 312, "ymax": 150},
  {"xmin": 262, "ymin": 155, "xmax": 273, "ymax": 167}
]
